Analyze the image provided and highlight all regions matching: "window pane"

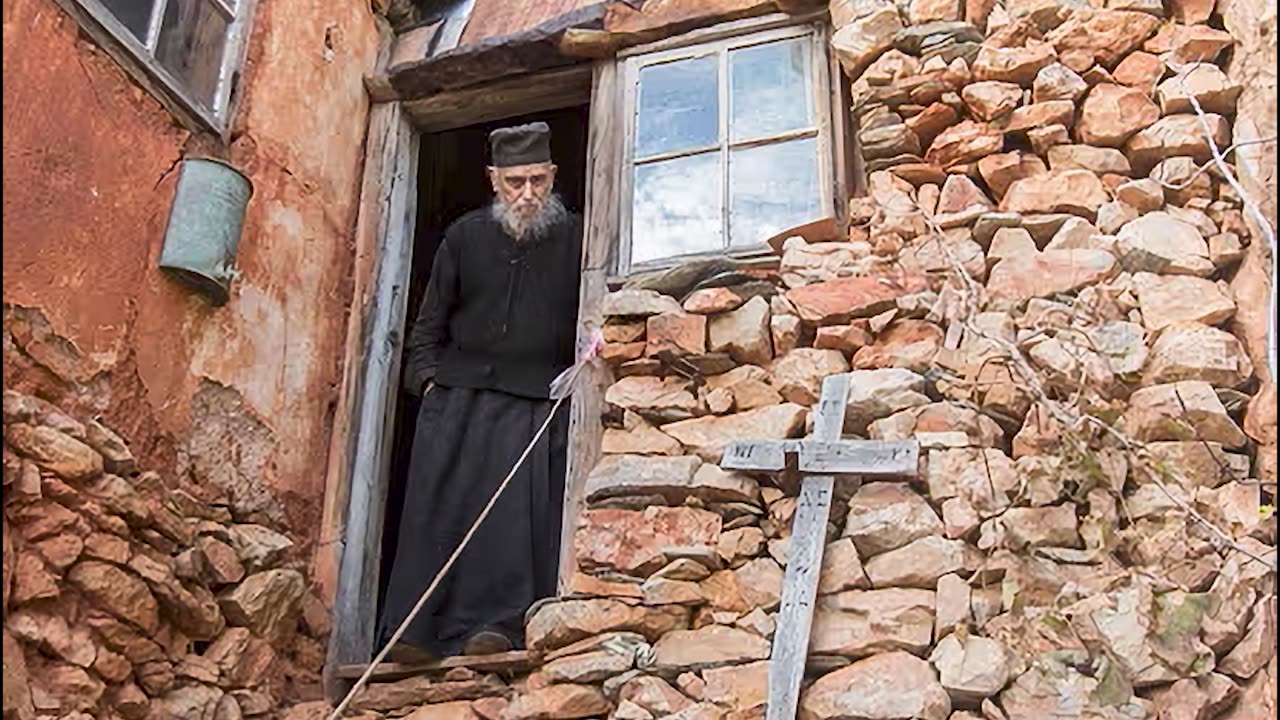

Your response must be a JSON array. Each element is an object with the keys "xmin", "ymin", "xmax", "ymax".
[
  {"xmin": 156, "ymin": 0, "xmax": 229, "ymax": 109},
  {"xmin": 99, "ymin": 0, "xmax": 155, "ymax": 41},
  {"xmin": 632, "ymin": 153, "xmax": 723, "ymax": 265},
  {"xmin": 635, "ymin": 55, "xmax": 719, "ymax": 159},
  {"xmin": 729, "ymin": 38, "xmax": 812, "ymax": 142},
  {"xmin": 729, "ymin": 138, "xmax": 821, "ymax": 248}
]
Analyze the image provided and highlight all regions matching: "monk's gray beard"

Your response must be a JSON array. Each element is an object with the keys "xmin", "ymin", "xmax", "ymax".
[{"xmin": 492, "ymin": 193, "xmax": 567, "ymax": 242}]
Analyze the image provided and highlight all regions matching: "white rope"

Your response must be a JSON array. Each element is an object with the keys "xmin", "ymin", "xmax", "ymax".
[{"xmin": 327, "ymin": 393, "xmax": 568, "ymax": 720}]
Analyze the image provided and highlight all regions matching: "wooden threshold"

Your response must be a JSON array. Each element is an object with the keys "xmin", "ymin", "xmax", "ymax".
[{"xmin": 336, "ymin": 650, "xmax": 536, "ymax": 681}]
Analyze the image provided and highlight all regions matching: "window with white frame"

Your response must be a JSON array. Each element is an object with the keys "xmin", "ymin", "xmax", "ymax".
[
  {"xmin": 69, "ymin": 0, "xmax": 252, "ymax": 131},
  {"xmin": 617, "ymin": 23, "xmax": 836, "ymax": 274}
]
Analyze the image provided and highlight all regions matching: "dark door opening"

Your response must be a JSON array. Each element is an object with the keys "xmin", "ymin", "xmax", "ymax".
[{"xmin": 376, "ymin": 104, "xmax": 590, "ymax": 620}]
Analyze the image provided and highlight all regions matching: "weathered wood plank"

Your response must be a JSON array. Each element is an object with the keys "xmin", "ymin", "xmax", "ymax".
[
  {"xmin": 797, "ymin": 440, "xmax": 919, "ymax": 476},
  {"xmin": 561, "ymin": 8, "xmax": 817, "ymax": 59},
  {"xmin": 324, "ymin": 100, "xmax": 420, "ymax": 684},
  {"xmin": 403, "ymin": 64, "xmax": 592, "ymax": 132},
  {"xmin": 767, "ymin": 375, "xmax": 849, "ymax": 720},
  {"xmin": 826, "ymin": 20, "xmax": 860, "ymax": 208},
  {"xmin": 810, "ymin": 374, "xmax": 850, "ymax": 440},
  {"xmin": 378, "ymin": 4, "xmax": 609, "ymax": 102},
  {"xmin": 613, "ymin": 8, "xmax": 821, "ymax": 58},
  {"xmin": 721, "ymin": 439, "xmax": 804, "ymax": 471},
  {"xmin": 336, "ymin": 650, "xmax": 535, "ymax": 681},
  {"xmin": 559, "ymin": 27, "xmax": 629, "ymax": 57},
  {"xmin": 435, "ymin": 0, "xmax": 479, "ymax": 52},
  {"xmin": 722, "ymin": 439, "xmax": 918, "ymax": 475},
  {"xmin": 376, "ymin": 3, "xmax": 802, "ymax": 105},
  {"xmin": 558, "ymin": 59, "xmax": 623, "ymax": 592},
  {"xmin": 389, "ymin": 21, "xmax": 443, "ymax": 70},
  {"xmin": 606, "ymin": 0, "xmax": 776, "ymax": 39},
  {"xmin": 768, "ymin": 474, "xmax": 833, "ymax": 719}
]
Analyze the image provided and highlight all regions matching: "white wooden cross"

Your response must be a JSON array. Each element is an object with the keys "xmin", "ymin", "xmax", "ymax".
[{"xmin": 720, "ymin": 373, "xmax": 919, "ymax": 720}]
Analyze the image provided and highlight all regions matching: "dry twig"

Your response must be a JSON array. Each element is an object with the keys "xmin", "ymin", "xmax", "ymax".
[
  {"xmin": 900, "ymin": 184, "xmax": 1278, "ymax": 571},
  {"xmin": 1150, "ymin": 136, "xmax": 1277, "ymax": 191},
  {"xmin": 1167, "ymin": 60, "xmax": 1278, "ymax": 383}
]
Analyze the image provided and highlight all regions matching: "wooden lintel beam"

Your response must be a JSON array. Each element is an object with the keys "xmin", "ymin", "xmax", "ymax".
[
  {"xmin": 364, "ymin": 75, "xmax": 398, "ymax": 103},
  {"xmin": 367, "ymin": 2, "xmax": 813, "ymax": 104},
  {"xmin": 364, "ymin": 4, "xmax": 608, "ymax": 104},
  {"xmin": 402, "ymin": 64, "xmax": 592, "ymax": 133},
  {"xmin": 558, "ymin": 28, "xmax": 627, "ymax": 58}
]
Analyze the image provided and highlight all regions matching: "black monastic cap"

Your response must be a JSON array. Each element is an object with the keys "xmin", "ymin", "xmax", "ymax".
[{"xmin": 489, "ymin": 122, "xmax": 552, "ymax": 167}]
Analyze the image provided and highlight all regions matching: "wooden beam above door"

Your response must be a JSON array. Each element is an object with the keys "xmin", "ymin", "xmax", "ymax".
[
  {"xmin": 367, "ymin": 4, "xmax": 609, "ymax": 103},
  {"xmin": 403, "ymin": 64, "xmax": 593, "ymax": 133},
  {"xmin": 364, "ymin": 0, "xmax": 810, "ymax": 105}
]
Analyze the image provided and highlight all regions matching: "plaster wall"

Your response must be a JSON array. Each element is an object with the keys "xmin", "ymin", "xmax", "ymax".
[{"xmin": 2, "ymin": 0, "xmax": 383, "ymax": 577}]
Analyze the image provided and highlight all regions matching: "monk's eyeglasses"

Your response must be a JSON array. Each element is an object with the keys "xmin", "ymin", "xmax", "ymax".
[{"xmin": 501, "ymin": 174, "xmax": 550, "ymax": 190}]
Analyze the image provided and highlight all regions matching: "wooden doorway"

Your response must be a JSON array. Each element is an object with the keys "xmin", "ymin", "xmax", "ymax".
[
  {"xmin": 378, "ymin": 104, "xmax": 591, "ymax": 620},
  {"xmin": 323, "ymin": 64, "xmax": 599, "ymax": 693}
]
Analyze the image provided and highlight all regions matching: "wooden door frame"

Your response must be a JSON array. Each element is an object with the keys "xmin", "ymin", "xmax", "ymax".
[
  {"xmin": 318, "ymin": 62, "xmax": 601, "ymax": 696},
  {"xmin": 557, "ymin": 60, "xmax": 621, "ymax": 591},
  {"xmin": 320, "ymin": 97, "xmax": 419, "ymax": 696},
  {"xmin": 318, "ymin": 13, "xmax": 856, "ymax": 694}
]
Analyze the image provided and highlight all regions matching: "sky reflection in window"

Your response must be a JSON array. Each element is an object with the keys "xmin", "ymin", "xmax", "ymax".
[
  {"xmin": 635, "ymin": 55, "xmax": 719, "ymax": 159},
  {"xmin": 730, "ymin": 38, "xmax": 812, "ymax": 142},
  {"xmin": 628, "ymin": 34, "xmax": 823, "ymax": 267},
  {"xmin": 632, "ymin": 154, "xmax": 723, "ymax": 264},
  {"xmin": 729, "ymin": 137, "xmax": 820, "ymax": 247}
]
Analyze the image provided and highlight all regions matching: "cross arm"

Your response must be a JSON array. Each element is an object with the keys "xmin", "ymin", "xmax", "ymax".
[
  {"xmin": 798, "ymin": 440, "xmax": 918, "ymax": 476},
  {"xmin": 720, "ymin": 439, "xmax": 803, "ymax": 471},
  {"xmin": 721, "ymin": 438, "xmax": 918, "ymax": 476}
]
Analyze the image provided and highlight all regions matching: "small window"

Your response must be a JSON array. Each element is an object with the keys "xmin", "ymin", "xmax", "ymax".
[
  {"xmin": 617, "ymin": 24, "xmax": 835, "ymax": 274},
  {"xmin": 69, "ymin": 0, "xmax": 253, "ymax": 131}
]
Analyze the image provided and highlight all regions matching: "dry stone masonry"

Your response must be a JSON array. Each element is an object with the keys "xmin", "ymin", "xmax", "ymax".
[
  {"xmin": 327, "ymin": 0, "xmax": 1274, "ymax": 717},
  {"xmin": 6, "ymin": 0, "xmax": 1276, "ymax": 718},
  {"xmin": 2, "ymin": 390, "xmax": 331, "ymax": 720}
]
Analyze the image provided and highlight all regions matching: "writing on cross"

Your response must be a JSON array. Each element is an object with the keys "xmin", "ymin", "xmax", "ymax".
[{"xmin": 719, "ymin": 373, "xmax": 920, "ymax": 720}]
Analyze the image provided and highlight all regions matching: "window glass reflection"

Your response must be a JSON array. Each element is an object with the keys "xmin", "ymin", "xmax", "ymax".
[
  {"xmin": 632, "ymin": 153, "xmax": 723, "ymax": 264},
  {"xmin": 729, "ymin": 138, "xmax": 821, "ymax": 248},
  {"xmin": 99, "ymin": 0, "xmax": 154, "ymax": 41},
  {"xmin": 729, "ymin": 38, "xmax": 812, "ymax": 142},
  {"xmin": 156, "ymin": 0, "xmax": 229, "ymax": 109},
  {"xmin": 635, "ymin": 55, "xmax": 720, "ymax": 159}
]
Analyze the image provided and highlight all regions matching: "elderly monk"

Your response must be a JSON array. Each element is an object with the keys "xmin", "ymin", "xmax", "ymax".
[{"xmin": 378, "ymin": 122, "xmax": 582, "ymax": 659}]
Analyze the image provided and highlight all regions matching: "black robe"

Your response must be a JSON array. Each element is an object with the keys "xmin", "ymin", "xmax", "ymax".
[{"xmin": 378, "ymin": 206, "xmax": 581, "ymax": 655}]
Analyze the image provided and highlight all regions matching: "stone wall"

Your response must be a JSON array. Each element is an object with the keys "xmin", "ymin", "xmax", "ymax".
[
  {"xmin": 302, "ymin": 0, "xmax": 1277, "ymax": 719},
  {"xmin": 2, "ymin": 390, "xmax": 332, "ymax": 719}
]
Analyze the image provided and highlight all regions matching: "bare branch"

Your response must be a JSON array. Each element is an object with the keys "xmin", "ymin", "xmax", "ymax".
[
  {"xmin": 1168, "ymin": 61, "xmax": 1278, "ymax": 383},
  {"xmin": 1150, "ymin": 136, "xmax": 1278, "ymax": 191},
  {"xmin": 897, "ymin": 184, "xmax": 1278, "ymax": 572}
]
